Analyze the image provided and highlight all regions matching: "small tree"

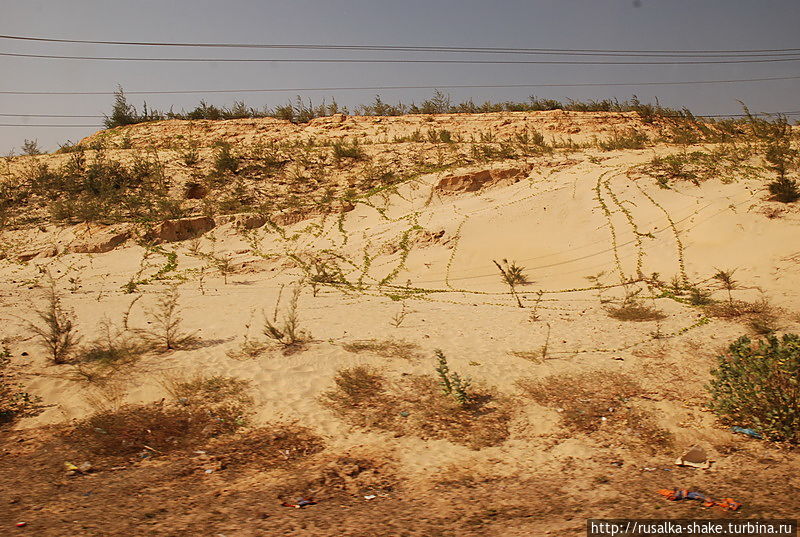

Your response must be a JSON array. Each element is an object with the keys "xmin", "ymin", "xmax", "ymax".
[
  {"xmin": 493, "ymin": 259, "xmax": 529, "ymax": 308},
  {"xmin": 709, "ymin": 334, "xmax": 800, "ymax": 442},
  {"xmin": 144, "ymin": 286, "xmax": 194, "ymax": 351},
  {"xmin": 21, "ymin": 139, "xmax": 42, "ymax": 156},
  {"xmin": 712, "ymin": 268, "xmax": 738, "ymax": 305},
  {"xmin": 104, "ymin": 86, "xmax": 139, "ymax": 128},
  {"xmin": 28, "ymin": 285, "xmax": 80, "ymax": 364}
]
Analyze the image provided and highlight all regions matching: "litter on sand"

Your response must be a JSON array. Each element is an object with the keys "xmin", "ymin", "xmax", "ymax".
[
  {"xmin": 281, "ymin": 498, "xmax": 316, "ymax": 509},
  {"xmin": 675, "ymin": 445, "xmax": 712, "ymax": 469},
  {"xmin": 657, "ymin": 489, "xmax": 742, "ymax": 511},
  {"xmin": 730, "ymin": 426, "xmax": 762, "ymax": 439}
]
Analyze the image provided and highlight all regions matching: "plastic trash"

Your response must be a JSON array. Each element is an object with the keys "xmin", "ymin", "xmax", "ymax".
[
  {"xmin": 731, "ymin": 426, "xmax": 762, "ymax": 439},
  {"xmin": 657, "ymin": 489, "xmax": 741, "ymax": 511},
  {"xmin": 281, "ymin": 498, "xmax": 316, "ymax": 509}
]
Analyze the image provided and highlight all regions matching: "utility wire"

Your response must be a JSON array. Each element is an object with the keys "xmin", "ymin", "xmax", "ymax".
[
  {"xmin": 1, "ymin": 34, "xmax": 800, "ymax": 57},
  {"xmin": 3, "ymin": 75, "xmax": 800, "ymax": 96},
  {"xmin": 4, "ymin": 50, "xmax": 800, "ymax": 64},
  {"xmin": 0, "ymin": 123, "xmax": 103, "ymax": 127}
]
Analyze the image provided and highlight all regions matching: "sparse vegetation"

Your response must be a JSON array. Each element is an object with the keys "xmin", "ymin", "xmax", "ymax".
[{"xmin": 709, "ymin": 334, "xmax": 800, "ymax": 443}]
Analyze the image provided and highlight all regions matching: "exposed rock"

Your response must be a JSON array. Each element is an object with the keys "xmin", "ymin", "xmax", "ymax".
[
  {"xmin": 273, "ymin": 202, "xmax": 355, "ymax": 226},
  {"xmin": 71, "ymin": 225, "xmax": 130, "ymax": 254},
  {"xmin": 146, "ymin": 216, "xmax": 215, "ymax": 243},
  {"xmin": 435, "ymin": 166, "xmax": 528, "ymax": 193},
  {"xmin": 16, "ymin": 245, "xmax": 58, "ymax": 262}
]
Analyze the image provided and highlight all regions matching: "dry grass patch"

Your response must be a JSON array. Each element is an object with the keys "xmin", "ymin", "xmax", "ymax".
[
  {"xmin": 71, "ymin": 401, "xmax": 246, "ymax": 457},
  {"xmin": 322, "ymin": 366, "xmax": 511, "ymax": 449},
  {"xmin": 210, "ymin": 424, "xmax": 325, "ymax": 470},
  {"xmin": 606, "ymin": 301, "xmax": 667, "ymax": 322},
  {"xmin": 73, "ymin": 375, "xmax": 253, "ymax": 457},
  {"xmin": 705, "ymin": 297, "xmax": 781, "ymax": 328},
  {"xmin": 341, "ymin": 339, "xmax": 422, "ymax": 360},
  {"xmin": 508, "ymin": 350, "xmax": 547, "ymax": 363},
  {"xmin": 517, "ymin": 371, "xmax": 672, "ymax": 450}
]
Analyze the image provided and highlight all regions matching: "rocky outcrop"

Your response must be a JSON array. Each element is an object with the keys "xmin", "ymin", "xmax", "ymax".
[
  {"xmin": 71, "ymin": 225, "xmax": 131, "ymax": 254},
  {"xmin": 145, "ymin": 216, "xmax": 216, "ymax": 243},
  {"xmin": 16, "ymin": 245, "xmax": 58, "ymax": 262},
  {"xmin": 435, "ymin": 166, "xmax": 528, "ymax": 193}
]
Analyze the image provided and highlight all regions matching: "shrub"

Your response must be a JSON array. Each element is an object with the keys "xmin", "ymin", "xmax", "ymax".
[
  {"xmin": 27, "ymin": 285, "xmax": 81, "ymax": 364},
  {"xmin": 434, "ymin": 349, "xmax": 473, "ymax": 406},
  {"xmin": 325, "ymin": 366, "xmax": 386, "ymax": 408},
  {"xmin": 598, "ymin": 129, "xmax": 648, "ymax": 151},
  {"xmin": 768, "ymin": 177, "xmax": 800, "ymax": 203},
  {"xmin": 708, "ymin": 334, "xmax": 800, "ymax": 442},
  {"xmin": 213, "ymin": 143, "xmax": 239, "ymax": 175},
  {"xmin": 332, "ymin": 139, "xmax": 366, "ymax": 161}
]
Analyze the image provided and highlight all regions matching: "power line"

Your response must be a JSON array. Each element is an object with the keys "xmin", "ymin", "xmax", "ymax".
[
  {"xmin": 3, "ymin": 75, "xmax": 800, "ymax": 96},
  {"xmin": 4, "ymin": 50, "xmax": 800, "ymax": 64},
  {"xmin": 0, "ymin": 123, "xmax": 103, "ymax": 127},
  {"xmin": 2, "ymin": 34, "xmax": 800, "ymax": 57},
  {"xmin": 0, "ymin": 113, "xmax": 103, "ymax": 118}
]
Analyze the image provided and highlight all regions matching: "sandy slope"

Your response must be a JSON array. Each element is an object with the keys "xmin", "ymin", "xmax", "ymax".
[{"xmin": 1, "ymin": 112, "xmax": 799, "ymax": 534}]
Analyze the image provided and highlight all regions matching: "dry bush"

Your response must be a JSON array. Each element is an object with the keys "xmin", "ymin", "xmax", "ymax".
[
  {"xmin": 142, "ymin": 286, "xmax": 198, "ymax": 352},
  {"xmin": 323, "ymin": 367, "xmax": 511, "ymax": 449},
  {"xmin": 517, "ymin": 371, "xmax": 672, "ymax": 449},
  {"xmin": 71, "ymin": 401, "xmax": 245, "ymax": 456},
  {"xmin": 262, "ymin": 286, "xmax": 311, "ymax": 353},
  {"xmin": 27, "ymin": 284, "xmax": 81, "ymax": 364},
  {"xmin": 341, "ymin": 339, "xmax": 421, "ymax": 360}
]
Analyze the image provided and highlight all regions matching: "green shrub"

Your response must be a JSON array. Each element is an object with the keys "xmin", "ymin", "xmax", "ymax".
[
  {"xmin": 332, "ymin": 139, "xmax": 366, "ymax": 161},
  {"xmin": 1, "ymin": 347, "xmax": 42, "ymax": 425},
  {"xmin": 213, "ymin": 143, "xmax": 239, "ymax": 175},
  {"xmin": 708, "ymin": 334, "xmax": 800, "ymax": 442}
]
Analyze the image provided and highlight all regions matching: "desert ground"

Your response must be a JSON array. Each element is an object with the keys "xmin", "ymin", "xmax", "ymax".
[{"xmin": 0, "ymin": 109, "xmax": 798, "ymax": 536}]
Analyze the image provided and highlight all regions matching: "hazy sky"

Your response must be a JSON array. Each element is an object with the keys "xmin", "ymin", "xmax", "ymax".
[{"xmin": 2, "ymin": 0, "xmax": 799, "ymax": 153}]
